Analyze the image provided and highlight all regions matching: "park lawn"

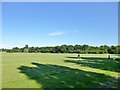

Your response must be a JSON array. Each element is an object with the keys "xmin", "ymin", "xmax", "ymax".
[{"xmin": 2, "ymin": 53, "xmax": 119, "ymax": 88}]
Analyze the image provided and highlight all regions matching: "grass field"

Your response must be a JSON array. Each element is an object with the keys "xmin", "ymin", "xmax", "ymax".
[{"xmin": 2, "ymin": 53, "xmax": 119, "ymax": 88}]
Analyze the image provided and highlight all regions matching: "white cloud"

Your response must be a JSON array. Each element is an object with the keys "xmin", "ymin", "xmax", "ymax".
[{"xmin": 48, "ymin": 31, "xmax": 64, "ymax": 36}]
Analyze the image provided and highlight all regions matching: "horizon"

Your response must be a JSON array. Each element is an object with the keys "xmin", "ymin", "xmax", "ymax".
[
  {"xmin": 2, "ymin": 2, "xmax": 118, "ymax": 49},
  {"xmin": 1, "ymin": 44, "xmax": 119, "ymax": 49}
]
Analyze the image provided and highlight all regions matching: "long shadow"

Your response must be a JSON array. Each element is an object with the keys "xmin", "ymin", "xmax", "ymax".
[
  {"xmin": 18, "ymin": 62, "xmax": 118, "ymax": 89},
  {"xmin": 66, "ymin": 56, "xmax": 110, "ymax": 61},
  {"xmin": 65, "ymin": 57, "xmax": 119, "ymax": 72}
]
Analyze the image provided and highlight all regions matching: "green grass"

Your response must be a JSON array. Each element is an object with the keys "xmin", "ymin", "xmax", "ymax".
[{"xmin": 2, "ymin": 53, "xmax": 119, "ymax": 88}]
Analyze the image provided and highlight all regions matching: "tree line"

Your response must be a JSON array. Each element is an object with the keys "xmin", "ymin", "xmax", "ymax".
[{"xmin": 1, "ymin": 44, "xmax": 120, "ymax": 54}]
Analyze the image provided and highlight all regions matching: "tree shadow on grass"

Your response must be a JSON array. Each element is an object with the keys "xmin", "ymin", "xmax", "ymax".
[
  {"xmin": 18, "ymin": 62, "xmax": 118, "ymax": 89},
  {"xmin": 66, "ymin": 56, "xmax": 109, "ymax": 61},
  {"xmin": 65, "ymin": 57, "xmax": 119, "ymax": 72}
]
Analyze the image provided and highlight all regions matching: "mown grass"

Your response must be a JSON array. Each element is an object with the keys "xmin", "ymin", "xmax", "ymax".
[{"xmin": 2, "ymin": 53, "xmax": 119, "ymax": 88}]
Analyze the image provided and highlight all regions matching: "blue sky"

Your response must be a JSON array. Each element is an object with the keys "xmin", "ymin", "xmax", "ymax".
[{"xmin": 2, "ymin": 2, "xmax": 118, "ymax": 48}]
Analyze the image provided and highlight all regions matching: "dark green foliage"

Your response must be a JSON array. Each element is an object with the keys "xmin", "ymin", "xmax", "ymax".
[
  {"xmin": 2, "ymin": 44, "xmax": 120, "ymax": 54},
  {"xmin": 12, "ymin": 47, "xmax": 20, "ymax": 52},
  {"xmin": 6, "ymin": 49, "xmax": 13, "ymax": 53},
  {"xmin": 23, "ymin": 45, "xmax": 29, "ymax": 53}
]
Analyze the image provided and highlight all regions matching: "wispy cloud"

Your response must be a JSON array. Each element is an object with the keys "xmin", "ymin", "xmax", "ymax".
[{"xmin": 48, "ymin": 31, "xmax": 64, "ymax": 36}]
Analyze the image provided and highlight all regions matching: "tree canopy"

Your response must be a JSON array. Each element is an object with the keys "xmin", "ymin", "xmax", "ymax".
[{"xmin": 1, "ymin": 44, "xmax": 120, "ymax": 54}]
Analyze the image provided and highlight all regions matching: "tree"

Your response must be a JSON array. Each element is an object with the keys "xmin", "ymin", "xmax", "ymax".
[
  {"xmin": 67, "ymin": 45, "xmax": 74, "ymax": 53},
  {"xmin": 24, "ymin": 44, "xmax": 29, "ymax": 53},
  {"xmin": 12, "ymin": 47, "xmax": 19, "ymax": 52},
  {"xmin": 4, "ymin": 44, "xmax": 119, "ymax": 54},
  {"xmin": 25, "ymin": 44, "xmax": 28, "ymax": 48}
]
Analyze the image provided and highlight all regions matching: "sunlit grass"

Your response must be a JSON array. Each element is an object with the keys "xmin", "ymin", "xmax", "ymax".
[{"xmin": 2, "ymin": 53, "xmax": 119, "ymax": 88}]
